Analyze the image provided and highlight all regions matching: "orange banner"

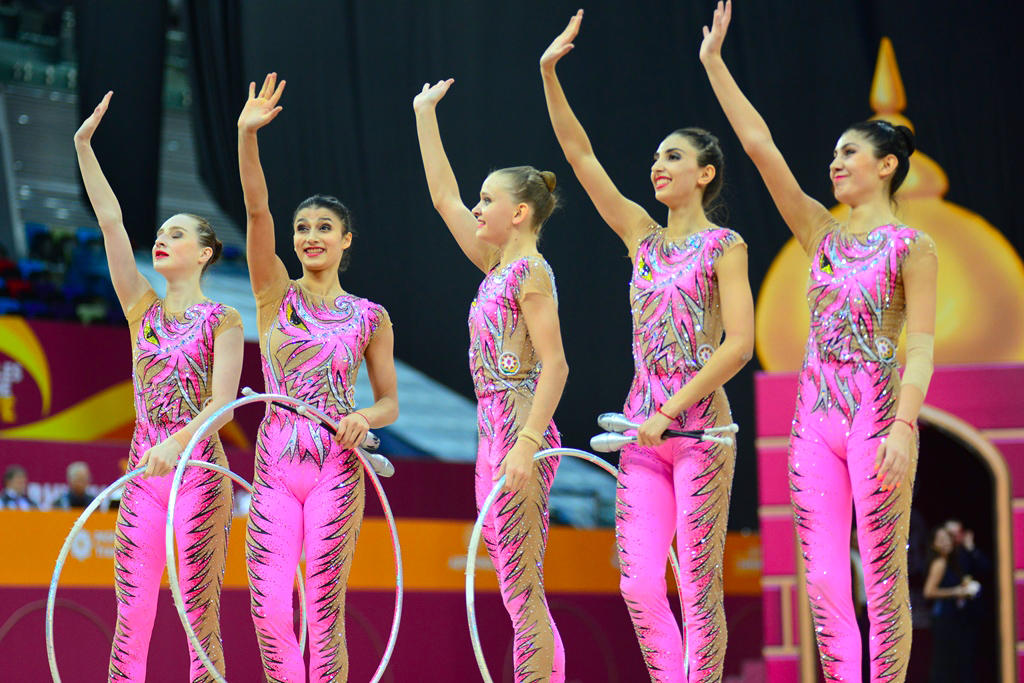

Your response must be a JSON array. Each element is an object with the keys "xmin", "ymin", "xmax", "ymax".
[{"xmin": 0, "ymin": 511, "xmax": 760, "ymax": 595}]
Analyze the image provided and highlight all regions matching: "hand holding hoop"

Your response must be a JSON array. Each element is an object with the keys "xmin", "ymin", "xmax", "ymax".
[
  {"xmin": 164, "ymin": 390, "xmax": 403, "ymax": 683},
  {"xmin": 465, "ymin": 447, "xmax": 686, "ymax": 682}
]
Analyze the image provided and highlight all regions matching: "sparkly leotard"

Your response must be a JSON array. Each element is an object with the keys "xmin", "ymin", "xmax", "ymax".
[
  {"xmin": 469, "ymin": 255, "xmax": 565, "ymax": 682},
  {"xmin": 246, "ymin": 275, "xmax": 390, "ymax": 682},
  {"xmin": 616, "ymin": 225, "xmax": 743, "ymax": 682},
  {"xmin": 110, "ymin": 289, "xmax": 239, "ymax": 682},
  {"xmin": 789, "ymin": 222, "xmax": 934, "ymax": 681}
]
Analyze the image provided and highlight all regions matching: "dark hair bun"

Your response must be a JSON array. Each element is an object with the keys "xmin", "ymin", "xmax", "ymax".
[
  {"xmin": 209, "ymin": 238, "xmax": 224, "ymax": 267},
  {"xmin": 895, "ymin": 124, "xmax": 915, "ymax": 156},
  {"xmin": 540, "ymin": 170, "xmax": 557, "ymax": 192}
]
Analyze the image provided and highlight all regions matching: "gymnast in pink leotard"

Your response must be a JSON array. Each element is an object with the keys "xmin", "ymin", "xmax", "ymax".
[
  {"xmin": 75, "ymin": 92, "xmax": 244, "ymax": 682},
  {"xmin": 540, "ymin": 12, "xmax": 755, "ymax": 682},
  {"xmin": 702, "ymin": 3, "xmax": 938, "ymax": 680},
  {"xmin": 237, "ymin": 73, "xmax": 399, "ymax": 682},
  {"xmin": 414, "ymin": 78, "xmax": 570, "ymax": 683}
]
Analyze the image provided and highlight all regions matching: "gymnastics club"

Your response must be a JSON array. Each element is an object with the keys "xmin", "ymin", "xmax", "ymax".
[
  {"xmin": 240, "ymin": 387, "xmax": 394, "ymax": 477},
  {"xmin": 591, "ymin": 412, "xmax": 738, "ymax": 451}
]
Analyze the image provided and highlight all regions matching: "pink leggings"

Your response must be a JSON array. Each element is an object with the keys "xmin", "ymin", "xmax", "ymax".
[
  {"xmin": 109, "ymin": 433, "xmax": 231, "ymax": 682},
  {"xmin": 246, "ymin": 412, "xmax": 365, "ymax": 683},
  {"xmin": 615, "ymin": 395, "xmax": 735, "ymax": 683},
  {"xmin": 474, "ymin": 390, "xmax": 564, "ymax": 682},
  {"xmin": 790, "ymin": 359, "xmax": 915, "ymax": 681}
]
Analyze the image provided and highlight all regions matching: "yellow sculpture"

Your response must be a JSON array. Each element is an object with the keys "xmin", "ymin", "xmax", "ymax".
[{"xmin": 755, "ymin": 39, "xmax": 1024, "ymax": 370}]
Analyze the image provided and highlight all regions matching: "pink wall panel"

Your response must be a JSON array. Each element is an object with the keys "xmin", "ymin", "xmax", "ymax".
[
  {"xmin": 765, "ymin": 656, "xmax": 799, "ymax": 682},
  {"xmin": 924, "ymin": 365, "xmax": 1024, "ymax": 429},
  {"xmin": 760, "ymin": 516, "xmax": 796, "ymax": 576},
  {"xmin": 758, "ymin": 447, "xmax": 791, "ymax": 506},
  {"xmin": 755, "ymin": 373, "xmax": 799, "ymax": 438},
  {"xmin": 1015, "ymin": 509, "xmax": 1024, "ymax": 570},
  {"xmin": 993, "ymin": 439, "xmax": 1024, "ymax": 498},
  {"xmin": 762, "ymin": 585, "xmax": 782, "ymax": 647}
]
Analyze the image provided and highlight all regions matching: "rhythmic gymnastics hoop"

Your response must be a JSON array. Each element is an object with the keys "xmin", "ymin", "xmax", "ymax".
[
  {"xmin": 166, "ymin": 390, "xmax": 404, "ymax": 683},
  {"xmin": 44, "ymin": 460, "xmax": 273, "ymax": 682},
  {"xmin": 464, "ymin": 447, "xmax": 685, "ymax": 683}
]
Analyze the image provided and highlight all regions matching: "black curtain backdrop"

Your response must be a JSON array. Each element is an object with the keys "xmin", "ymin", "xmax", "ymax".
[
  {"xmin": 74, "ymin": 0, "xmax": 167, "ymax": 247},
  {"xmin": 183, "ymin": 0, "xmax": 1020, "ymax": 529},
  {"xmin": 181, "ymin": 0, "xmax": 246, "ymax": 228}
]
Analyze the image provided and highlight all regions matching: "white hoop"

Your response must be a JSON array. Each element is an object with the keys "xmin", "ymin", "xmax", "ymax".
[
  {"xmin": 464, "ymin": 447, "xmax": 685, "ymax": 682},
  {"xmin": 45, "ymin": 460, "xmax": 265, "ymax": 682},
  {"xmin": 166, "ymin": 391, "xmax": 403, "ymax": 683}
]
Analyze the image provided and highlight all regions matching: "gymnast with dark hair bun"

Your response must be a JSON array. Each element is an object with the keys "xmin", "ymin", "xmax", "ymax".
[
  {"xmin": 541, "ymin": 10, "xmax": 755, "ymax": 681},
  {"xmin": 414, "ymin": 76, "xmax": 569, "ymax": 683},
  {"xmin": 701, "ymin": 2, "xmax": 937, "ymax": 680},
  {"xmin": 237, "ymin": 72, "xmax": 399, "ymax": 682}
]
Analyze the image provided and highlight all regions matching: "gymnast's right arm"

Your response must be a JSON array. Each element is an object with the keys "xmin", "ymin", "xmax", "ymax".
[
  {"xmin": 413, "ymin": 79, "xmax": 493, "ymax": 273},
  {"xmin": 699, "ymin": 1, "xmax": 831, "ymax": 251},
  {"xmin": 238, "ymin": 72, "xmax": 290, "ymax": 295},
  {"xmin": 73, "ymin": 91, "xmax": 150, "ymax": 312},
  {"xmin": 540, "ymin": 10, "xmax": 650, "ymax": 248}
]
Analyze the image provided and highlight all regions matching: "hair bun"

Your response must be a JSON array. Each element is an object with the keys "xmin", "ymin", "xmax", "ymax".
[
  {"xmin": 539, "ymin": 170, "xmax": 557, "ymax": 192},
  {"xmin": 210, "ymin": 238, "xmax": 224, "ymax": 267},
  {"xmin": 895, "ymin": 124, "xmax": 915, "ymax": 156}
]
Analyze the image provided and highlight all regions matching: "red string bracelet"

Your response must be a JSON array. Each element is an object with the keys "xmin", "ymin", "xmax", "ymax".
[
  {"xmin": 656, "ymin": 406, "xmax": 675, "ymax": 420},
  {"xmin": 893, "ymin": 417, "xmax": 916, "ymax": 432}
]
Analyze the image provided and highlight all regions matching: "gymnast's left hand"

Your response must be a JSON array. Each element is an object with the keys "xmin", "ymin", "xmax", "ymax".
[
  {"xmin": 875, "ymin": 421, "xmax": 914, "ymax": 491},
  {"xmin": 637, "ymin": 412, "xmax": 672, "ymax": 447},
  {"xmin": 140, "ymin": 438, "xmax": 181, "ymax": 478},
  {"xmin": 335, "ymin": 412, "xmax": 370, "ymax": 450},
  {"xmin": 497, "ymin": 441, "xmax": 534, "ymax": 493}
]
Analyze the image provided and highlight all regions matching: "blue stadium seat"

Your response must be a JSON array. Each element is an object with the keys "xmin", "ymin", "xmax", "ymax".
[
  {"xmin": 17, "ymin": 258, "xmax": 47, "ymax": 278},
  {"xmin": 75, "ymin": 226, "xmax": 103, "ymax": 246},
  {"xmin": 0, "ymin": 297, "xmax": 22, "ymax": 314}
]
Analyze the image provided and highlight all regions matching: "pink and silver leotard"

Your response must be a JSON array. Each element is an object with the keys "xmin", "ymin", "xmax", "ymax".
[
  {"xmin": 469, "ymin": 255, "xmax": 565, "ymax": 683},
  {"xmin": 617, "ymin": 225, "xmax": 743, "ymax": 683},
  {"xmin": 790, "ymin": 222, "xmax": 933, "ymax": 681},
  {"xmin": 246, "ymin": 276, "xmax": 390, "ymax": 683},
  {"xmin": 110, "ymin": 289, "xmax": 239, "ymax": 682}
]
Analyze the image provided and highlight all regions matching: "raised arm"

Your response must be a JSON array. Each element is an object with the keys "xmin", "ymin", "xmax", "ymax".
[
  {"xmin": 238, "ymin": 73, "xmax": 290, "ymax": 294},
  {"xmin": 699, "ymin": 1, "xmax": 831, "ymax": 251},
  {"xmin": 413, "ymin": 79, "xmax": 493, "ymax": 272},
  {"xmin": 332, "ymin": 323, "xmax": 400, "ymax": 450},
  {"xmin": 137, "ymin": 324, "xmax": 245, "ymax": 477},
  {"xmin": 636, "ymin": 243, "xmax": 754, "ymax": 445},
  {"xmin": 73, "ymin": 91, "xmax": 150, "ymax": 312},
  {"xmin": 540, "ymin": 11, "xmax": 651, "ymax": 249},
  {"xmin": 497, "ymin": 292, "xmax": 569, "ymax": 492}
]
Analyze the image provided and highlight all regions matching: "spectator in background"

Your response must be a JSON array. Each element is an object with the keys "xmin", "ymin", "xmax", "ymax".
[
  {"xmin": 924, "ymin": 526, "xmax": 981, "ymax": 682},
  {"xmin": 1, "ymin": 464, "xmax": 37, "ymax": 509},
  {"xmin": 55, "ymin": 461, "xmax": 95, "ymax": 509},
  {"xmin": 944, "ymin": 518, "xmax": 991, "ymax": 579},
  {"xmin": 943, "ymin": 519, "xmax": 991, "ymax": 677}
]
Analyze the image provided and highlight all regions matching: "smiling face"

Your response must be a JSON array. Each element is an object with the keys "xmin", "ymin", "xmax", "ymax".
[
  {"xmin": 152, "ymin": 214, "xmax": 211, "ymax": 277},
  {"xmin": 829, "ymin": 130, "xmax": 898, "ymax": 207},
  {"xmin": 470, "ymin": 173, "xmax": 529, "ymax": 248},
  {"xmin": 650, "ymin": 133, "xmax": 716, "ymax": 208},
  {"xmin": 293, "ymin": 205, "xmax": 351, "ymax": 273}
]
